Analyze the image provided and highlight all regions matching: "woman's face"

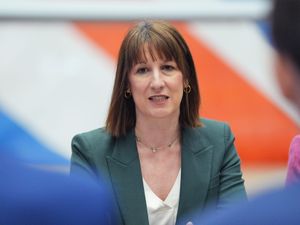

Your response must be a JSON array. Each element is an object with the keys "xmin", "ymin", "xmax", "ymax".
[{"xmin": 128, "ymin": 47, "xmax": 185, "ymax": 121}]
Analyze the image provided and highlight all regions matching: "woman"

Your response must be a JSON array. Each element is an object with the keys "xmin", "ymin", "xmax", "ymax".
[{"xmin": 71, "ymin": 20, "xmax": 247, "ymax": 225}]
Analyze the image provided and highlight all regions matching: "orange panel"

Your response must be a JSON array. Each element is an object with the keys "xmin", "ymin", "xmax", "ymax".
[
  {"xmin": 76, "ymin": 22, "xmax": 133, "ymax": 59},
  {"xmin": 75, "ymin": 22, "xmax": 299, "ymax": 166}
]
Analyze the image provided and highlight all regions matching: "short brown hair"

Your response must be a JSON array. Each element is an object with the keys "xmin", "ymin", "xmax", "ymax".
[
  {"xmin": 272, "ymin": 0, "xmax": 300, "ymax": 70},
  {"xmin": 106, "ymin": 20, "xmax": 201, "ymax": 137}
]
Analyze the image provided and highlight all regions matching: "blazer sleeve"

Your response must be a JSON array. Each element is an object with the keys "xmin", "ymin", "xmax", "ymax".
[
  {"xmin": 70, "ymin": 134, "xmax": 98, "ymax": 180},
  {"xmin": 218, "ymin": 123, "xmax": 247, "ymax": 209}
]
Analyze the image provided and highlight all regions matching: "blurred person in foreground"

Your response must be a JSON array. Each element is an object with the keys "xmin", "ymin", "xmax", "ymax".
[
  {"xmin": 189, "ymin": 0, "xmax": 300, "ymax": 224},
  {"xmin": 70, "ymin": 20, "xmax": 247, "ymax": 225},
  {"xmin": 0, "ymin": 151, "xmax": 114, "ymax": 225},
  {"xmin": 275, "ymin": 0, "xmax": 300, "ymax": 184}
]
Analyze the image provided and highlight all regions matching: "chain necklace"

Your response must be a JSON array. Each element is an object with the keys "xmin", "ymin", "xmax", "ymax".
[{"xmin": 135, "ymin": 135, "xmax": 178, "ymax": 153}]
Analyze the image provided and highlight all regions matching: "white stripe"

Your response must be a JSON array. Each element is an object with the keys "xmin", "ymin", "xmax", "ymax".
[
  {"xmin": 188, "ymin": 21, "xmax": 300, "ymax": 125},
  {"xmin": 0, "ymin": 23, "xmax": 115, "ymax": 158},
  {"xmin": 0, "ymin": 1, "xmax": 271, "ymax": 21}
]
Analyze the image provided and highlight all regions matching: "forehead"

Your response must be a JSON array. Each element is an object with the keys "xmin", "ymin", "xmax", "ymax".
[
  {"xmin": 133, "ymin": 44, "xmax": 173, "ymax": 65},
  {"xmin": 136, "ymin": 45, "xmax": 173, "ymax": 62}
]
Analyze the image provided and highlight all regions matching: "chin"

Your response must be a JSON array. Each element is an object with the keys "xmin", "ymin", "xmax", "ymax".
[{"xmin": 148, "ymin": 109, "xmax": 178, "ymax": 119}]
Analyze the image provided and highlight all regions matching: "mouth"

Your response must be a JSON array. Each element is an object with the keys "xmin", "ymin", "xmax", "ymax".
[{"xmin": 148, "ymin": 95, "xmax": 169, "ymax": 102}]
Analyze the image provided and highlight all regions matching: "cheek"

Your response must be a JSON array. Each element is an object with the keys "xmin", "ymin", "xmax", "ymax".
[
  {"xmin": 171, "ymin": 82, "xmax": 184, "ymax": 103},
  {"xmin": 275, "ymin": 57, "xmax": 294, "ymax": 99},
  {"xmin": 131, "ymin": 88, "xmax": 142, "ymax": 104},
  {"xmin": 174, "ymin": 77, "xmax": 184, "ymax": 95},
  {"xmin": 129, "ymin": 77, "xmax": 142, "ymax": 94},
  {"xmin": 276, "ymin": 72, "xmax": 290, "ymax": 98},
  {"xmin": 130, "ymin": 83, "xmax": 146, "ymax": 106}
]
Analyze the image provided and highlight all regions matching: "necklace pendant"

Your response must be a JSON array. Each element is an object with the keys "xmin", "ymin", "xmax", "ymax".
[{"xmin": 150, "ymin": 147, "xmax": 157, "ymax": 153}]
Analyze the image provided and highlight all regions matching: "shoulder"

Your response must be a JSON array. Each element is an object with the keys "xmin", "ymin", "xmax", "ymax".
[
  {"xmin": 73, "ymin": 127, "xmax": 111, "ymax": 140},
  {"xmin": 200, "ymin": 117, "xmax": 229, "ymax": 129},
  {"xmin": 197, "ymin": 117, "xmax": 233, "ymax": 139},
  {"xmin": 182, "ymin": 118, "xmax": 235, "ymax": 153},
  {"xmin": 73, "ymin": 128, "xmax": 113, "ymax": 146},
  {"xmin": 185, "ymin": 118, "xmax": 236, "ymax": 157},
  {"xmin": 71, "ymin": 127, "xmax": 115, "ymax": 157}
]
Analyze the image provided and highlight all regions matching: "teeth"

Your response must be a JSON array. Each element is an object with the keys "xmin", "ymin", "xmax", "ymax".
[{"xmin": 150, "ymin": 96, "xmax": 168, "ymax": 101}]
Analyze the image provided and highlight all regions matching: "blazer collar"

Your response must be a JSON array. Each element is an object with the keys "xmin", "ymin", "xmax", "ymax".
[
  {"xmin": 106, "ymin": 129, "xmax": 149, "ymax": 225},
  {"xmin": 110, "ymin": 129, "xmax": 138, "ymax": 165},
  {"xmin": 176, "ymin": 126, "xmax": 214, "ymax": 224}
]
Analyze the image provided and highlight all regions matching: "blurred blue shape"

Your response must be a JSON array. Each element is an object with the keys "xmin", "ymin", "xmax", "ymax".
[
  {"xmin": 0, "ymin": 109, "xmax": 68, "ymax": 165},
  {"xmin": 257, "ymin": 20, "xmax": 273, "ymax": 46}
]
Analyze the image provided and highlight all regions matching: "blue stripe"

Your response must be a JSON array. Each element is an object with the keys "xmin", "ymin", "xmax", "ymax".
[
  {"xmin": 256, "ymin": 20, "xmax": 273, "ymax": 46},
  {"xmin": 0, "ymin": 108, "xmax": 68, "ymax": 165}
]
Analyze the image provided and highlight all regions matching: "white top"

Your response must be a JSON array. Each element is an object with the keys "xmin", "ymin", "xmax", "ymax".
[{"xmin": 143, "ymin": 169, "xmax": 181, "ymax": 225}]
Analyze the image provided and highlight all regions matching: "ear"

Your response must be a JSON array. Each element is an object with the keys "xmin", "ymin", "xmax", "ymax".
[
  {"xmin": 275, "ymin": 53, "xmax": 300, "ymax": 107},
  {"xmin": 183, "ymin": 79, "xmax": 189, "ymax": 87},
  {"xmin": 126, "ymin": 83, "xmax": 131, "ymax": 90}
]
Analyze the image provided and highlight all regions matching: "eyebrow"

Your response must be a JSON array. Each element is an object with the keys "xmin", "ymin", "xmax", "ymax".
[
  {"xmin": 136, "ymin": 58, "xmax": 175, "ymax": 64},
  {"xmin": 135, "ymin": 61, "xmax": 147, "ymax": 65}
]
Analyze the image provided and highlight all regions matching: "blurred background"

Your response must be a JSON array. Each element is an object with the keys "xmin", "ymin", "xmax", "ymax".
[{"xmin": 0, "ymin": 0, "xmax": 299, "ymax": 197}]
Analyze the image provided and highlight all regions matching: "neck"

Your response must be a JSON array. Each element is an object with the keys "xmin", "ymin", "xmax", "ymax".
[{"xmin": 135, "ymin": 116, "xmax": 180, "ymax": 147}]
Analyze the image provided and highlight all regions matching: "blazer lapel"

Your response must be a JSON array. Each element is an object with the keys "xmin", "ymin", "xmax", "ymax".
[
  {"xmin": 106, "ymin": 130, "xmax": 149, "ymax": 225},
  {"xmin": 176, "ymin": 126, "xmax": 214, "ymax": 224}
]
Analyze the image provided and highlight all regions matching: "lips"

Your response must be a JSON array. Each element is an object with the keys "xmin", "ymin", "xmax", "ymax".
[{"xmin": 148, "ymin": 95, "xmax": 169, "ymax": 102}]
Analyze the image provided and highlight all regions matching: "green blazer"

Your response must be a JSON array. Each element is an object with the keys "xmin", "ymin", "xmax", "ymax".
[{"xmin": 71, "ymin": 118, "xmax": 247, "ymax": 225}]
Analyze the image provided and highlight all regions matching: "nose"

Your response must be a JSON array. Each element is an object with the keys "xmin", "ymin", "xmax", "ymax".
[{"xmin": 150, "ymin": 68, "xmax": 165, "ymax": 91}]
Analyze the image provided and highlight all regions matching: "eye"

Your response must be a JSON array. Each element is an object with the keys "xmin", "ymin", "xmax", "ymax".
[
  {"xmin": 136, "ymin": 67, "xmax": 149, "ymax": 75},
  {"xmin": 161, "ymin": 64, "xmax": 175, "ymax": 72}
]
